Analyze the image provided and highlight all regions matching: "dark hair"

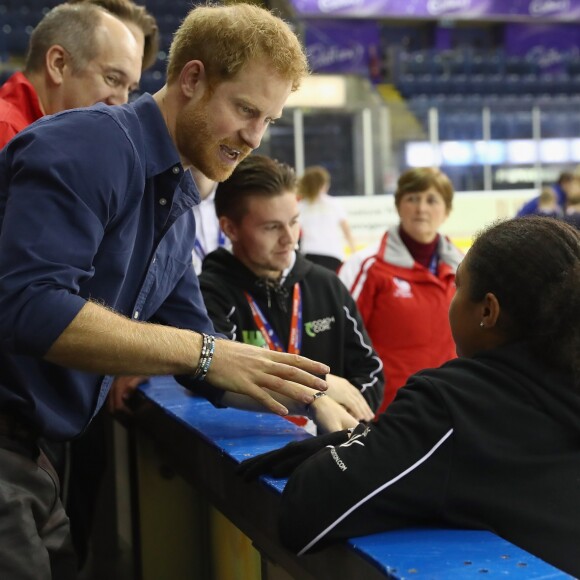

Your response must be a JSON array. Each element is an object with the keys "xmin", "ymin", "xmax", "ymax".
[
  {"xmin": 538, "ymin": 186, "xmax": 557, "ymax": 205},
  {"xmin": 215, "ymin": 155, "xmax": 296, "ymax": 223},
  {"xmin": 67, "ymin": 0, "xmax": 160, "ymax": 70},
  {"xmin": 467, "ymin": 216, "xmax": 580, "ymax": 385},
  {"xmin": 558, "ymin": 171, "xmax": 574, "ymax": 185},
  {"xmin": 395, "ymin": 167, "xmax": 454, "ymax": 211}
]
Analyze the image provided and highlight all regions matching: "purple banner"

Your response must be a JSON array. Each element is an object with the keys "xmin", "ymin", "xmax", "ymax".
[
  {"xmin": 291, "ymin": 0, "xmax": 580, "ymax": 20},
  {"xmin": 501, "ymin": 0, "xmax": 580, "ymax": 18},
  {"xmin": 305, "ymin": 20, "xmax": 380, "ymax": 77},
  {"xmin": 505, "ymin": 22, "xmax": 580, "ymax": 72}
]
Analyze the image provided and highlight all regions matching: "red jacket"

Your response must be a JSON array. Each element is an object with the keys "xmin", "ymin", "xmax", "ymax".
[
  {"xmin": 340, "ymin": 227, "xmax": 463, "ymax": 414},
  {"xmin": 0, "ymin": 72, "xmax": 44, "ymax": 148}
]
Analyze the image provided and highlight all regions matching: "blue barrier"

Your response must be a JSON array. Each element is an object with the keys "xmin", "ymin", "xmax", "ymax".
[{"xmin": 137, "ymin": 375, "xmax": 572, "ymax": 579}]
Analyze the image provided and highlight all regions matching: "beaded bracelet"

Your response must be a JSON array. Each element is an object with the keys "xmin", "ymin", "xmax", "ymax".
[
  {"xmin": 305, "ymin": 391, "xmax": 327, "ymax": 419},
  {"xmin": 192, "ymin": 333, "xmax": 216, "ymax": 381}
]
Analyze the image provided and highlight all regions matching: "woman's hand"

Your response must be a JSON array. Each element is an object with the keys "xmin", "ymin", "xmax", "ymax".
[
  {"xmin": 325, "ymin": 374, "xmax": 375, "ymax": 421},
  {"xmin": 308, "ymin": 393, "xmax": 359, "ymax": 433}
]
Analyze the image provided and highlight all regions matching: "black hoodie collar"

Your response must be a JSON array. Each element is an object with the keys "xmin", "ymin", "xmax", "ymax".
[{"xmin": 202, "ymin": 248, "xmax": 315, "ymax": 311}]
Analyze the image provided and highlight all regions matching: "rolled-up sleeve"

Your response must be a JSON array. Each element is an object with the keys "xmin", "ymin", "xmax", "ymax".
[{"xmin": 0, "ymin": 112, "xmax": 134, "ymax": 356}]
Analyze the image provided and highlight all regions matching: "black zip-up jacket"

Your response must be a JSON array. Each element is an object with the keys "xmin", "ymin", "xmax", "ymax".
[
  {"xmin": 278, "ymin": 341, "xmax": 580, "ymax": 577},
  {"xmin": 198, "ymin": 249, "xmax": 384, "ymax": 411}
]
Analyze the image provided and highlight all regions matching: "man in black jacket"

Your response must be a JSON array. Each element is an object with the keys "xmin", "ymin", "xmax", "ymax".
[{"xmin": 199, "ymin": 155, "xmax": 384, "ymax": 430}]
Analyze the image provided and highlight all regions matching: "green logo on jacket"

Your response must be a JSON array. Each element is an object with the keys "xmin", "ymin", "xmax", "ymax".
[
  {"xmin": 304, "ymin": 316, "xmax": 335, "ymax": 338},
  {"xmin": 242, "ymin": 330, "xmax": 268, "ymax": 348},
  {"xmin": 242, "ymin": 317, "xmax": 335, "ymax": 346}
]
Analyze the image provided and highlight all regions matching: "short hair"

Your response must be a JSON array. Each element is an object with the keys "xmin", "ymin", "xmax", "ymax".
[
  {"xmin": 67, "ymin": 0, "xmax": 160, "ymax": 70},
  {"xmin": 215, "ymin": 155, "xmax": 297, "ymax": 223},
  {"xmin": 558, "ymin": 171, "xmax": 574, "ymax": 185},
  {"xmin": 167, "ymin": 3, "xmax": 308, "ymax": 91},
  {"xmin": 25, "ymin": 4, "xmax": 109, "ymax": 74},
  {"xmin": 538, "ymin": 186, "xmax": 557, "ymax": 205},
  {"xmin": 395, "ymin": 167, "xmax": 454, "ymax": 211},
  {"xmin": 298, "ymin": 166, "xmax": 331, "ymax": 203},
  {"xmin": 567, "ymin": 188, "xmax": 580, "ymax": 206},
  {"xmin": 467, "ymin": 216, "xmax": 580, "ymax": 386}
]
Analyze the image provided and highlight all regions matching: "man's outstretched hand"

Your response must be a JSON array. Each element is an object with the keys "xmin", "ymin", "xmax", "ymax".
[{"xmin": 206, "ymin": 339, "xmax": 329, "ymax": 415}]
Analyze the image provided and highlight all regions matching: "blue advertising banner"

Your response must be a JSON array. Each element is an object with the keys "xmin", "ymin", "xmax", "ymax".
[{"xmin": 291, "ymin": 0, "xmax": 580, "ymax": 20}]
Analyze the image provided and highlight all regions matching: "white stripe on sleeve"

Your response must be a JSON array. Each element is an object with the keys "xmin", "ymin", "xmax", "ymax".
[
  {"xmin": 343, "ymin": 305, "xmax": 383, "ymax": 393},
  {"xmin": 350, "ymin": 256, "xmax": 376, "ymax": 301},
  {"xmin": 297, "ymin": 428, "xmax": 454, "ymax": 556}
]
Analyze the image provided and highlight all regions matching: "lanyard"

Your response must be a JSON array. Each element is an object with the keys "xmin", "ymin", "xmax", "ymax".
[
  {"xmin": 244, "ymin": 283, "xmax": 302, "ymax": 354},
  {"xmin": 193, "ymin": 229, "xmax": 227, "ymax": 261},
  {"xmin": 428, "ymin": 252, "xmax": 439, "ymax": 275}
]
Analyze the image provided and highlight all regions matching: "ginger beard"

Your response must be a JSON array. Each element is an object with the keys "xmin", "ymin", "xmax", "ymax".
[{"xmin": 175, "ymin": 92, "xmax": 251, "ymax": 182}]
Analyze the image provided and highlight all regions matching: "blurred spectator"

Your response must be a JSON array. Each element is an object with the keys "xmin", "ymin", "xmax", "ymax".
[
  {"xmin": 297, "ymin": 166, "xmax": 356, "ymax": 272},
  {"xmin": 516, "ymin": 171, "xmax": 574, "ymax": 217},
  {"xmin": 563, "ymin": 180, "xmax": 580, "ymax": 229},
  {"xmin": 535, "ymin": 186, "xmax": 563, "ymax": 218},
  {"xmin": 340, "ymin": 167, "xmax": 463, "ymax": 415}
]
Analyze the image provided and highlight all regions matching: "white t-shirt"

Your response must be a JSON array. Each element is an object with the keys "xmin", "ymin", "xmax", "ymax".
[
  {"xmin": 298, "ymin": 193, "xmax": 347, "ymax": 261},
  {"xmin": 191, "ymin": 188, "xmax": 231, "ymax": 274}
]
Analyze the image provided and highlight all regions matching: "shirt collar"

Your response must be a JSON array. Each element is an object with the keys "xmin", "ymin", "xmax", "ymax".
[
  {"xmin": 131, "ymin": 94, "xmax": 200, "ymax": 204},
  {"xmin": 131, "ymin": 94, "xmax": 182, "ymax": 179}
]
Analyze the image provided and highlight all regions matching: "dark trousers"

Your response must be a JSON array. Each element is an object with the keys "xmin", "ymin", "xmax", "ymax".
[
  {"xmin": 66, "ymin": 408, "xmax": 108, "ymax": 569},
  {"xmin": 0, "ymin": 418, "xmax": 77, "ymax": 580}
]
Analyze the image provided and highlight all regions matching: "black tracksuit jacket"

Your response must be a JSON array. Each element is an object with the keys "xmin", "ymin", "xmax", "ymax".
[
  {"xmin": 198, "ymin": 249, "xmax": 384, "ymax": 412},
  {"xmin": 279, "ymin": 342, "xmax": 580, "ymax": 577}
]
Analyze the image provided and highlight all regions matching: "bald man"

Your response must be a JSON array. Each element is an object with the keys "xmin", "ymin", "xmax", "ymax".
[
  {"xmin": 67, "ymin": 0, "xmax": 160, "ymax": 71},
  {"xmin": 0, "ymin": 3, "xmax": 142, "ymax": 147}
]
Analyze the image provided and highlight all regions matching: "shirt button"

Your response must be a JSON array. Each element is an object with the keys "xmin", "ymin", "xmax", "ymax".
[
  {"xmin": 133, "ymin": 311, "xmax": 140, "ymax": 319},
  {"xmin": 172, "ymin": 166, "xmax": 180, "ymax": 174},
  {"xmin": 152, "ymin": 256, "xmax": 157, "ymax": 264},
  {"xmin": 159, "ymin": 198, "xmax": 167, "ymax": 206}
]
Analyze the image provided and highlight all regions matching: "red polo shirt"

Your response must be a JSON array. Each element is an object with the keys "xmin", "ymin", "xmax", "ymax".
[{"xmin": 0, "ymin": 72, "xmax": 44, "ymax": 148}]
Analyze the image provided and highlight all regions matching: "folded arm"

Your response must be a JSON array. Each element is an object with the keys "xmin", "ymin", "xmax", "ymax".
[{"xmin": 278, "ymin": 377, "xmax": 453, "ymax": 553}]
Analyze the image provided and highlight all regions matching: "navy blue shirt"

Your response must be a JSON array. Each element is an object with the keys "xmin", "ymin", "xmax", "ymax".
[{"xmin": 0, "ymin": 94, "xmax": 215, "ymax": 440}]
